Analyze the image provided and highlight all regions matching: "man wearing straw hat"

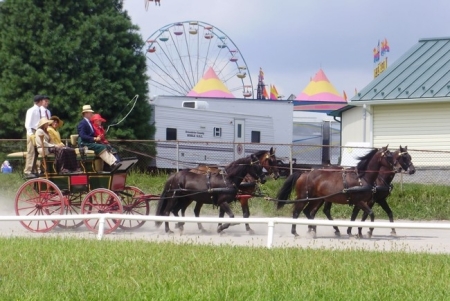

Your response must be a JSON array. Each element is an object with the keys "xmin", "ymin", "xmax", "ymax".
[{"xmin": 77, "ymin": 105, "xmax": 121, "ymax": 171}]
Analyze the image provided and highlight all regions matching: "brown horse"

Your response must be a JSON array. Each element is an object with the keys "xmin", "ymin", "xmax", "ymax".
[
  {"xmin": 276, "ymin": 146, "xmax": 394, "ymax": 237},
  {"xmin": 176, "ymin": 148, "xmax": 279, "ymax": 234},
  {"xmin": 313, "ymin": 145, "xmax": 416, "ymax": 238},
  {"xmin": 155, "ymin": 154, "xmax": 266, "ymax": 234}
]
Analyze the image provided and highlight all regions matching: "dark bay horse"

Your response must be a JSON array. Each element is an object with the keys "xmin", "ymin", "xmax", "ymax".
[
  {"xmin": 276, "ymin": 146, "xmax": 394, "ymax": 237},
  {"xmin": 155, "ymin": 154, "xmax": 266, "ymax": 234},
  {"xmin": 184, "ymin": 148, "xmax": 279, "ymax": 234},
  {"xmin": 315, "ymin": 145, "xmax": 415, "ymax": 238}
]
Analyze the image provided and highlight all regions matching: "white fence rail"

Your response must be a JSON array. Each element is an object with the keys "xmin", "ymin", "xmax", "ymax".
[{"xmin": 3, "ymin": 215, "xmax": 450, "ymax": 248}]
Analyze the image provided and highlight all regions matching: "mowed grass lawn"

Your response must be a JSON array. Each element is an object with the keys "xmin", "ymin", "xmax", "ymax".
[
  {"xmin": 1, "ymin": 237, "xmax": 450, "ymax": 300},
  {"xmin": 1, "ymin": 172, "xmax": 450, "ymax": 300}
]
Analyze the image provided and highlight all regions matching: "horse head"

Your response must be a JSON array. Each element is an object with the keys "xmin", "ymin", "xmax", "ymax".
[
  {"xmin": 394, "ymin": 145, "xmax": 416, "ymax": 174},
  {"xmin": 379, "ymin": 145, "xmax": 394, "ymax": 169},
  {"xmin": 248, "ymin": 154, "xmax": 267, "ymax": 184},
  {"xmin": 255, "ymin": 147, "xmax": 279, "ymax": 180}
]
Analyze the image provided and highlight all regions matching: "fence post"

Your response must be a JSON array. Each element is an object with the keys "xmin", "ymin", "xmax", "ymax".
[
  {"xmin": 289, "ymin": 144, "xmax": 293, "ymax": 175},
  {"xmin": 97, "ymin": 216, "xmax": 105, "ymax": 240},
  {"xmin": 176, "ymin": 141, "xmax": 180, "ymax": 172},
  {"xmin": 267, "ymin": 220, "xmax": 274, "ymax": 249}
]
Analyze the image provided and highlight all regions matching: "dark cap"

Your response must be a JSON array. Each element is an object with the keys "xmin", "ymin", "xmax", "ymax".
[{"xmin": 33, "ymin": 95, "xmax": 50, "ymax": 102}]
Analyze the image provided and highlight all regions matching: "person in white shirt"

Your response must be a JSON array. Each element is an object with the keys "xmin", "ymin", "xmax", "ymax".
[{"xmin": 24, "ymin": 95, "xmax": 45, "ymax": 176}]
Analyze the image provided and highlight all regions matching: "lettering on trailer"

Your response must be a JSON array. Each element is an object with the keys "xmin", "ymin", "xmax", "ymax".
[{"xmin": 185, "ymin": 130, "xmax": 204, "ymax": 138}]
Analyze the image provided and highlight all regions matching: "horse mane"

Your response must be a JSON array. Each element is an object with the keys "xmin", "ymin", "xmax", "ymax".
[
  {"xmin": 356, "ymin": 148, "xmax": 378, "ymax": 178},
  {"xmin": 226, "ymin": 156, "xmax": 251, "ymax": 177},
  {"xmin": 253, "ymin": 150, "xmax": 268, "ymax": 159}
]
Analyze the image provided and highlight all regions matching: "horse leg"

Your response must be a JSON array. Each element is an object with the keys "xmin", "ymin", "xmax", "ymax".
[
  {"xmin": 193, "ymin": 202, "xmax": 207, "ymax": 233},
  {"xmin": 347, "ymin": 205, "xmax": 361, "ymax": 237},
  {"xmin": 291, "ymin": 201, "xmax": 307, "ymax": 237},
  {"xmin": 357, "ymin": 200, "xmax": 376, "ymax": 238},
  {"xmin": 217, "ymin": 202, "xmax": 235, "ymax": 233},
  {"xmin": 363, "ymin": 198, "xmax": 395, "ymax": 237},
  {"xmin": 303, "ymin": 200, "xmax": 324, "ymax": 238},
  {"xmin": 321, "ymin": 201, "xmax": 341, "ymax": 236},
  {"xmin": 353, "ymin": 201, "xmax": 374, "ymax": 239},
  {"xmin": 240, "ymin": 196, "xmax": 254, "ymax": 234}
]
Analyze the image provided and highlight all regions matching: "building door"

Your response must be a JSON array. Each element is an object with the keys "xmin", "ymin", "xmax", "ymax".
[{"xmin": 234, "ymin": 119, "xmax": 245, "ymax": 160}]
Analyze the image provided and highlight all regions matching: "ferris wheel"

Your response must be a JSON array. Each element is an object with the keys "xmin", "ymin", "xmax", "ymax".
[{"xmin": 143, "ymin": 21, "xmax": 254, "ymax": 98}]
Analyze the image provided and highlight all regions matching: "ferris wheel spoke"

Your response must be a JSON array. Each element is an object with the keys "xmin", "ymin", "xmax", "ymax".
[
  {"xmin": 155, "ymin": 45, "xmax": 193, "ymax": 93},
  {"xmin": 147, "ymin": 57, "xmax": 190, "ymax": 94},
  {"xmin": 150, "ymin": 79, "xmax": 185, "ymax": 96}
]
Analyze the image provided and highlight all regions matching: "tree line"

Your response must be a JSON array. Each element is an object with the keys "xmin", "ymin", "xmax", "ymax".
[{"xmin": 0, "ymin": 0, "xmax": 154, "ymax": 140}]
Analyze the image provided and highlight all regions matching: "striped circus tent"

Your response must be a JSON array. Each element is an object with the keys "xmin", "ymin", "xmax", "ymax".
[
  {"xmin": 293, "ymin": 69, "xmax": 347, "ymax": 113},
  {"xmin": 187, "ymin": 67, "xmax": 235, "ymax": 98}
]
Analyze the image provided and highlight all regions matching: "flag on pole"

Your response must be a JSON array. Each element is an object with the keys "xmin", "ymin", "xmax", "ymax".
[
  {"xmin": 263, "ymin": 86, "xmax": 269, "ymax": 99},
  {"xmin": 343, "ymin": 90, "xmax": 347, "ymax": 101},
  {"xmin": 270, "ymin": 85, "xmax": 279, "ymax": 100}
]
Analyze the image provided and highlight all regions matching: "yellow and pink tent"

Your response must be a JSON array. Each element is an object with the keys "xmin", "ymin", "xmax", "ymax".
[
  {"xmin": 187, "ymin": 67, "xmax": 235, "ymax": 98},
  {"xmin": 293, "ymin": 69, "xmax": 347, "ymax": 113}
]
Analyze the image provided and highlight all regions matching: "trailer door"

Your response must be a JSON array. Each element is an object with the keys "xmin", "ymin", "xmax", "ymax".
[{"xmin": 234, "ymin": 119, "xmax": 245, "ymax": 160}]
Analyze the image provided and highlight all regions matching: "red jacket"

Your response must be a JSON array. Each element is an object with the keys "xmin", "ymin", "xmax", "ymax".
[{"xmin": 91, "ymin": 123, "xmax": 109, "ymax": 144}]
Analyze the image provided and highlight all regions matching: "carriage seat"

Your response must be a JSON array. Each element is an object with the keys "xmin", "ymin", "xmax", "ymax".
[
  {"xmin": 70, "ymin": 134, "xmax": 103, "ymax": 172},
  {"xmin": 70, "ymin": 135, "xmax": 96, "ymax": 159}
]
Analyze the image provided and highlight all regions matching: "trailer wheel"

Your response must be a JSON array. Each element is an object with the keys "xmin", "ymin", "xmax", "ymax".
[
  {"xmin": 81, "ymin": 188, "xmax": 123, "ymax": 234},
  {"xmin": 15, "ymin": 178, "xmax": 64, "ymax": 233},
  {"xmin": 117, "ymin": 186, "xmax": 149, "ymax": 230}
]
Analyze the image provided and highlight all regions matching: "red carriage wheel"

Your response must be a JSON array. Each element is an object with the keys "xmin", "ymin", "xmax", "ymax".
[
  {"xmin": 15, "ymin": 178, "xmax": 64, "ymax": 233},
  {"xmin": 117, "ymin": 186, "xmax": 149, "ymax": 230},
  {"xmin": 81, "ymin": 188, "xmax": 123, "ymax": 234},
  {"xmin": 57, "ymin": 192, "xmax": 85, "ymax": 229}
]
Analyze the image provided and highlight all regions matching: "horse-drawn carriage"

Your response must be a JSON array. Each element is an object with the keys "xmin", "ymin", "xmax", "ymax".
[
  {"xmin": 7, "ymin": 135, "xmax": 278, "ymax": 235},
  {"xmin": 8, "ymin": 134, "xmax": 158, "ymax": 234}
]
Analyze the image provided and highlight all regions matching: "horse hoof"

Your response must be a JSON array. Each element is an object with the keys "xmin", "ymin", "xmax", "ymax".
[
  {"xmin": 200, "ymin": 229, "xmax": 208, "ymax": 234},
  {"xmin": 307, "ymin": 231, "xmax": 317, "ymax": 239},
  {"xmin": 179, "ymin": 225, "xmax": 184, "ymax": 232},
  {"xmin": 366, "ymin": 231, "xmax": 373, "ymax": 238},
  {"xmin": 166, "ymin": 230, "xmax": 174, "ymax": 235},
  {"xmin": 334, "ymin": 231, "xmax": 341, "ymax": 237},
  {"xmin": 217, "ymin": 227, "xmax": 223, "ymax": 233},
  {"xmin": 248, "ymin": 229, "xmax": 255, "ymax": 235},
  {"xmin": 390, "ymin": 231, "xmax": 397, "ymax": 236}
]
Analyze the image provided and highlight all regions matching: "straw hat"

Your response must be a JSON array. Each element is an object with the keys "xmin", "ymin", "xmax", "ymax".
[
  {"xmin": 91, "ymin": 113, "xmax": 106, "ymax": 123},
  {"xmin": 82, "ymin": 105, "xmax": 94, "ymax": 114},
  {"xmin": 37, "ymin": 118, "xmax": 53, "ymax": 129},
  {"xmin": 49, "ymin": 115, "xmax": 64, "ymax": 128}
]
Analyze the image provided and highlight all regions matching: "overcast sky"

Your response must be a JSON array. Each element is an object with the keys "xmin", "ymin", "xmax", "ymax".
[{"xmin": 123, "ymin": 0, "xmax": 450, "ymax": 99}]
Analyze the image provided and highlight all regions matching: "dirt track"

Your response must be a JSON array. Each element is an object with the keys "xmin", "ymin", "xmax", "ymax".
[{"xmin": 1, "ymin": 191, "xmax": 450, "ymax": 253}]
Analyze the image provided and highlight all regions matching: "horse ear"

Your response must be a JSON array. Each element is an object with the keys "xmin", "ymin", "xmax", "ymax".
[{"xmin": 270, "ymin": 147, "xmax": 273, "ymax": 154}]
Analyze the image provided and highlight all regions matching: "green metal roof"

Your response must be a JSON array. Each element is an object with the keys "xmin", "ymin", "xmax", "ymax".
[{"xmin": 351, "ymin": 37, "xmax": 450, "ymax": 102}]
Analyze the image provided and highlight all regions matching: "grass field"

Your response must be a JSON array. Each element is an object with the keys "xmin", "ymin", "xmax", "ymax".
[
  {"xmin": 1, "ymin": 172, "xmax": 449, "ymax": 300},
  {"xmin": 1, "ymin": 237, "xmax": 450, "ymax": 300}
]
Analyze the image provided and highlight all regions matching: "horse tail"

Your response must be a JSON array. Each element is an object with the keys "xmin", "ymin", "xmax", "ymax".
[
  {"xmin": 276, "ymin": 172, "xmax": 302, "ymax": 209},
  {"xmin": 155, "ymin": 174, "xmax": 176, "ymax": 228},
  {"xmin": 155, "ymin": 188, "xmax": 167, "ymax": 228}
]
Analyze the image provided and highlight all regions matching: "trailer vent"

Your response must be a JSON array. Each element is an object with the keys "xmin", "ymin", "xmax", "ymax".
[{"xmin": 182, "ymin": 101, "xmax": 209, "ymax": 110}]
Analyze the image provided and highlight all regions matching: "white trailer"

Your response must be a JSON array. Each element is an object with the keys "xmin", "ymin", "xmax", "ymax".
[{"xmin": 149, "ymin": 96, "xmax": 293, "ymax": 169}]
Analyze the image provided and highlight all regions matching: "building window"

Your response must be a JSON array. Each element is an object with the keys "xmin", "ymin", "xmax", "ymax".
[
  {"xmin": 251, "ymin": 131, "xmax": 261, "ymax": 143},
  {"xmin": 213, "ymin": 127, "xmax": 222, "ymax": 137},
  {"xmin": 237, "ymin": 124, "xmax": 242, "ymax": 138},
  {"xmin": 166, "ymin": 128, "xmax": 177, "ymax": 140}
]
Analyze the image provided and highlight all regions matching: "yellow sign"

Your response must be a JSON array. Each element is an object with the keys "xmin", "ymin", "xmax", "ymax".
[{"xmin": 374, "ymin": 57, "xmax": 388, "ymax": 78}]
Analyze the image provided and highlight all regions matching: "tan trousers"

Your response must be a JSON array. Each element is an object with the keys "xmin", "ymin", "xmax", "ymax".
[
  {"xmin": 24, "ymin": 134, "xmax": 35, "ymax": 174},
  {"xmin": 99, "ymin": 150, "xmax": 117, "ymax": 165}
]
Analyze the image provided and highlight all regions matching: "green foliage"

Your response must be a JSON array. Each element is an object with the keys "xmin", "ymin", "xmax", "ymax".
[
  {"xmin": 0, "ymin": 0, "xmax": 154, "ymax": 140},
  {"xmin": 0, "ymin": 237, "xmax": 449, "ymax": 300}
]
